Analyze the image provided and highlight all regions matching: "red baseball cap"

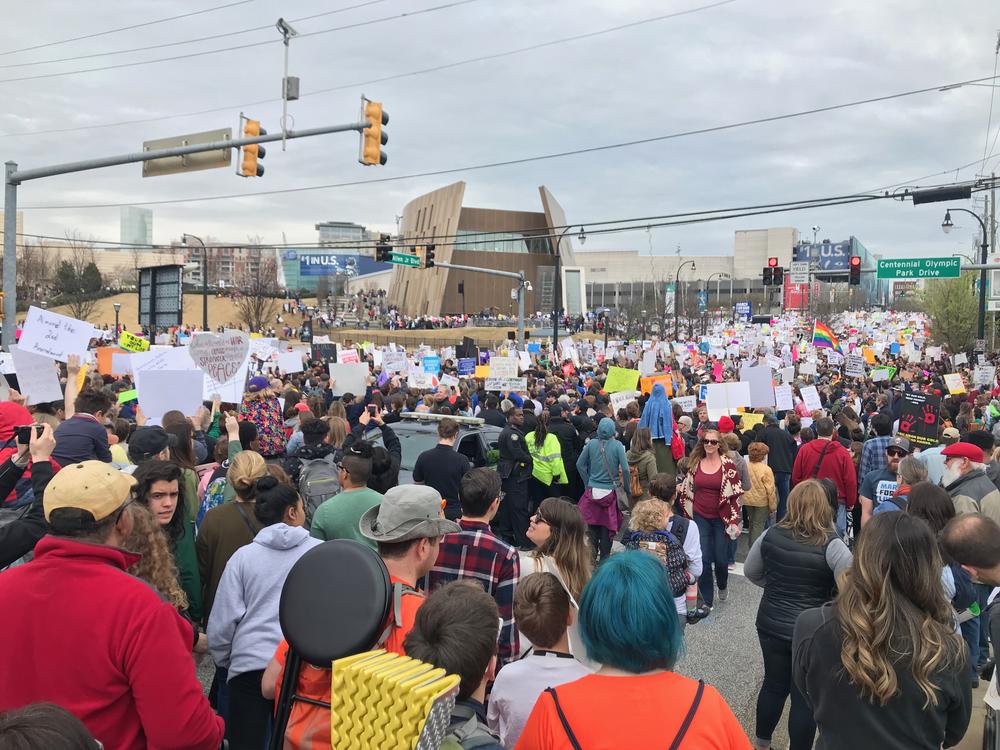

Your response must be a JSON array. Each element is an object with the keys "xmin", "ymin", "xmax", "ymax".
[
  {"xmin": 718, "ymin": 415, "xmax": 735, "ymax": 434},
  {"xmin": 941, "ymin": 442, "xmax": 985, "ymax": 463}
]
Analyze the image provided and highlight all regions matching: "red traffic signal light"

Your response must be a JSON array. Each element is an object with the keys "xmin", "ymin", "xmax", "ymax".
[
  {"xmin": 849, "ymin": 255, "xmax": 862, "ymax": 285},
  {"xmin": 767, "ymin": 257, "xmax": 779, "ymax": 268}
]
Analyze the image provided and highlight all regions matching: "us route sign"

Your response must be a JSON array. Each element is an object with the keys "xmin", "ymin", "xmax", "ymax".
[{"xmin": 876, "ymin": 257, "xmax": 960, "ymax": 280}]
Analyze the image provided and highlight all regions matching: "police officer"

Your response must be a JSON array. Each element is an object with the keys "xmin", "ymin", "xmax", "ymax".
[{"xmin": 494, "ymin": 408, "xmax": 534, "ymax": 548}]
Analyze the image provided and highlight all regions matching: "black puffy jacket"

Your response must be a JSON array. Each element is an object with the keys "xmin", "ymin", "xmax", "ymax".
[{"xmin": 755, "ymin": 526, "xmax": 837, "ymax": 640}]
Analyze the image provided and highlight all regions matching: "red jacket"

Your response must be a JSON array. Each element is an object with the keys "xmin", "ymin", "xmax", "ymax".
[
  {"xmin": 791, "ymin": 438, "xmax": 858, "ymax": 509},
  {"xmin": 0, "ymin": 536, "xmax": 224, "ymax": 750}
]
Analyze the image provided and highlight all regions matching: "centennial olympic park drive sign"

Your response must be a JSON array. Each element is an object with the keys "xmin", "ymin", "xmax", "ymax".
[{"xmin": 876, "ymin": 257, "xmax": 961, "ymax": 280}]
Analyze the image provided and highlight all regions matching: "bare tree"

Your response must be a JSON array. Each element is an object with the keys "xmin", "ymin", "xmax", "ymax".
[
  {"xmin": 55, "ymin": 233, "xmax": 101, "ymax": 321},
  {"xmin": 16, "ymin": 240, "xmax": 49, "ymax": 303},
  {"xmin": 233, "ymin": 249, "xmax": 280, "ymax": 332}
]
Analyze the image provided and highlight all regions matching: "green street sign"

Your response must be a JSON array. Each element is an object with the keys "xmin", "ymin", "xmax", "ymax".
[
  {"xmin": 876, "ymin": 257, "xmax": 960, "ymax": 280},
  {"xmin": 389, "ymin": 252, "xmax": 420, "ymax": 268}
]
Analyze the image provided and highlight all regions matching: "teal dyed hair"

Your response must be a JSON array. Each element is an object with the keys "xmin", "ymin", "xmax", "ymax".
[{"xmin": 578, "ymin": 551, "xmax": 683, "ymax": 673}]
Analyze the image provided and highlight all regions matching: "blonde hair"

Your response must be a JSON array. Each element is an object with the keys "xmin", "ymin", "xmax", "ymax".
[
  {"xmin": 326, "ymin": 416, "xmax": 349, "ymax": 449},
  {"xmin": 124, "ymin": 505, "xmax": 188, "ymax": 611},
  {"xmin": 229, "ymin": 450, "xmax": 267, "ymax": 500},
  {"xmin": 777, "ymin": 479, "xmax": 833, "ymax": 546},
  {"xmin": 630, "ymin": 499, "xmax": 670, "ymax": 534},
  {"xmin": 326, "ymin": 401, "xmax": 347, "ymax": 421}
]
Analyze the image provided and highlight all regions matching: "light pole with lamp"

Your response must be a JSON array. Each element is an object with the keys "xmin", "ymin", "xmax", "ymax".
[
  {"xmin": 941, "ymin": 209, "xmax": 989, "ymax": 344},
  {"xmin": 674, "ymin": 260, "xmax": 696, "ymax": 342},
  {"xmin": 113, "ymin": 302, "xmax": 121, "ymax": 335},
  {"xmin": 181, "ymin": 233, "xmax": 209, "ymax": 331},
  {"xmin": 551, "ymin": 226, "xmax": 585, "ymax": 360}
]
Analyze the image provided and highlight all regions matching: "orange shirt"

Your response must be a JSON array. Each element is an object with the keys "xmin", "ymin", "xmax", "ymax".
[
  {"xmin": 385, "ymin": 574, "xmax": 425, "ymax": 656},
  {"xmin": 272, "ymin": 640, "xmax": 332, "ymax": 750},
  {"xmin": 514, "ymin": 672, "xmax": 752, "ymax": 750}
]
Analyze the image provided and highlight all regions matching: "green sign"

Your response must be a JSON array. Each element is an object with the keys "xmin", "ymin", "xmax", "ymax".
[
  {"xmin": 388, "ymin": 252, "xmax": 420, "ymax": 268},
  {"xmin": 876, "ymin": 257, "xmax": 960, "ymax": 280}
]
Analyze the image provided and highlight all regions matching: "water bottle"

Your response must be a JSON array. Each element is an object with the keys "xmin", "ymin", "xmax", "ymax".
[{"xmin": 685, "ymin": 579, "xmax": 698, "ymax": 615}]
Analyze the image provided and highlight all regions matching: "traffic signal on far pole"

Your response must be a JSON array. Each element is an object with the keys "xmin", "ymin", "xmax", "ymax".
[
  {"xmin": 773, "ymin": 265, "xmax": 784, "ymax": 285},
  {"xmin": 849, "ymin": 255, "xmax": 862, "ymax": 285},
  {"xmin": 239, "ymin": 116, "xmax": 266, "ymax": 177},
  {"xmin": 425, "ymin": 244, "xmax": 435, "ymax": 268},
  {"xmin": 763, "ymin": 257, "xmax": 777, "ymax": 286},
  {"xmin": 359, "ymin": 96, "xmax": 388, "ymax": 166},
  {"xmin": 375, "ymin": 234, "xmax": 392, "ymax": 262}
]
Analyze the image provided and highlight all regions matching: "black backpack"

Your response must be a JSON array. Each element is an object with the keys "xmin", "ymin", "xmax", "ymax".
[{"xmin": 624, "ymin": 516, "xmax": 691, "ymax": 597}]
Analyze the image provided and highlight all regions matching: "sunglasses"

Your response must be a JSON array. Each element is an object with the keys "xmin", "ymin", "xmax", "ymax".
[
  {"xmin": 886, "ymin": 449, "xmax": 907, "ymax": 458},
  {"xmin": 702, "ymin": 439, "xmax": 719, "ymax": 445},
  {"xmin": 531, "ymin": 512, "xmax": 551, "ymax": 526}
]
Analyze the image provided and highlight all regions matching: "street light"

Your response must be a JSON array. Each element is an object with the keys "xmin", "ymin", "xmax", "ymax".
[
  {"xmin": 181, "ymin": 234, "xmax": 209, "ymax": 331},
  {"xmin": 940, "ymin": 208, "xmax": 989, "ymax": 344},
  {"xmin": 113, "ymin": 302, "xmax": 121, "ymax": 335},
  {"xmin": 552, "ymin": 225, "xmax": 583, "ymax": 358},
  {"xmin": 674, "ymin": 260, "xmax": 696, "ymax": 342}
]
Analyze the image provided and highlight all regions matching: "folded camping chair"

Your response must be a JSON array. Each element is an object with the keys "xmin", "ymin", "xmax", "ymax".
[{"xmin": 269, "ymin": 540, "xmax": 459, "ymax": 750}]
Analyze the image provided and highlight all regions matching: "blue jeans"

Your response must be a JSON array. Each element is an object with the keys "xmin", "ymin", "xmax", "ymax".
[
  {"xmin": 694, "ymin": 514, "xmax": 728, "ymax": 607},
  {"xmin": 961, "ymin": 617, "xmax": 981, "ymax": 680},
  {"xmin": 774, "ymin": 472, "xmax": 791, "ymax": 522},
  {"xmin": 835, "ymin": 504, "xmax": 847, "ymax": 539},
  {"xmin": 975, "ymin": 583, "xmax": 992, "ymax": 667}
]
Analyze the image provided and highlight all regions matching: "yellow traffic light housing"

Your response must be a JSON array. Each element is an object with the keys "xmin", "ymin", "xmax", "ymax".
[
  {"xmin": 239, "ymin": 117, "xmax": 266, "ymax": 177},
  {"xmin": 359, "ymin": 96, "xmax": 388, "ymax": 166}
]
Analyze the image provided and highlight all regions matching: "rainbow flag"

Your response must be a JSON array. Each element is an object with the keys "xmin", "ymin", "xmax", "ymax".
[{"xmin": 812, "ymin": 320, "xmax": 841, "ymax": 353}]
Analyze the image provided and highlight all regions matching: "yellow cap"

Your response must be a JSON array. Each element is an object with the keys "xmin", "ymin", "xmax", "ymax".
[{"xmin": 44, "ymin": 461, "xmax": 136, "ymax": 522}]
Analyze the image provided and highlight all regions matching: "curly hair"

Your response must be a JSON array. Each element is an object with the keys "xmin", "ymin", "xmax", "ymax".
[
  {"xmin": 124, "ymin": 504, "xmax": 188, "ymax": 612},
  {"xmin": 630, "ymin": 499, "xmax": 670, "ymax": 534}
]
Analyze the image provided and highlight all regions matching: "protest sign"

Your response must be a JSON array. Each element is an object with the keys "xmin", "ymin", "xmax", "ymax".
[
  {"xmin": 974, "ymin": 365, "xmax": 996, "ymax": 387},
  {"xmin": 111, "ymin": 353, "xmax": 132, "ymax": 376},
  {"xmin": 897, "ymin": 391, "xmax": 941, "ymax": 448},
  {"xmin": 382, "ymin": 350, "xmax": 408, "ymax": 374},
  {"xmin": 17, "ymin": 306, "xmax": 96, "ymax": 363},
  {"xmin": 475, "ymin": 364, "xmax": 491, "ymax": 379},
  {"xmin": 739, "ymin": 364, "xmax": 775, "ymax": 408},
  {"xmin": 485, "ymin": 377, "xmax": 527, "ymax": 392},
  {"xmin": 800, "ymin": 385, "xmax": 822, "ymax": 412},
  {"xmin": 10, "ymin": 348, "xmax": 62, "ymax": 405},
  {"xmin": 117, "ymin": 389, "xmax": 138, "ymax": 405},
  {"xmin": 457, "ymin": 357, "xmax": 476, "ymax": 376},
  {"xmin": 277, "ymin": 351, "xmax": 304, "ymax": 374},
  {"xmin": 610, "ymin": 390, "xmax": 639, "ymax": 413},
  {"xmin": 673, "ymin": 395, "xmax": 697, "ymax": 413},
  {"xmin": 118, "ymin": 331, "xmax": 150, "ymax": 353},
  {"xmin": 190, "ymin": 332, "xmax": 250, "ymax": 384},
  {"xmin": 518, "ymin": 351, "xmax": 533, "ymax": 373},
  {"xmin": 327, "ymin": 363, "xmax": 369, "ymax": 396},
  {"xmin": 95, "ymin": 347, "xmax": 127, "ymax": 376},
  {"xmin": 440, "ymin": 373, "xmax": 460, "ymax": 388},
  {"xmin": 338, "ymin": 349, "xmax": 361, "ymax": 365},
  {"xmin": 798, "ymin": 361, "xmax": 817, "ymax": 377},
  {"xmin": 605, "ymin": 366, "xmax": 641, "ymax": 393},
  {"xmin": 137, "ymin": 370, "xmax": 204, "ymax": 426},
  {"xmin": 488, "ymin": 356, "xmax": 518, "ymax": 379},
  {"xmin": 871, "ymin": 365, "xmax": 896, "ymax": 382},
  {"xmin": 779, "ymin": 366, "xmax": 795, "ymax": 384},
  {"xmin": 943, "ymin": 373, "xmax": 966, "ymax": 395},
  {"xmin": 640, "ymin": 373, "xmax": 672, "ymax": 396},
  {"xmin": 740, "ymin": 412, "xmax": 765, "ymax": 429},
  {"xmin": 0, "ymin": 354, "xmax": 13, "ymax": 375},
  {"xmin": 640, "ymin": 350, "xmax": 657, "ymax": 376},
  {"xmin": 705, "ymin": 382, "xmax": 751, "ymax": 421},
  {"xmin": 311, "ymin": 343, "xmax": 337, "ymax": 365},
  {"xmin": 953, "ymin": 352, "xmax": 968, "ymax": 367},
  {"xmin": 844, "ymin": 354, "xmax": 866, "ymax": 379},
  {"xmin": 422, "ymin": 355, "xmax": 441, "ymax": 375}
]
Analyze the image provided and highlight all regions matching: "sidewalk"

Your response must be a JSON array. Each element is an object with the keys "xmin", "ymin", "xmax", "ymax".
[{"xmin": 956, "ymin": 680, "xmax": 989, "ymax": 750}]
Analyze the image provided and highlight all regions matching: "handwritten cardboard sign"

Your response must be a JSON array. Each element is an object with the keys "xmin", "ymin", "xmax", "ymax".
[
  {"xmin": 17, "ymin": 306, "xmax": 95, "ymax": 363},
  {"xmin": 118, "ymin": 331, "xmax": 150, "ymax": 353},
  {"xmin": 190, "ymin": 331, "xmax": 250, "ymax": 384}
]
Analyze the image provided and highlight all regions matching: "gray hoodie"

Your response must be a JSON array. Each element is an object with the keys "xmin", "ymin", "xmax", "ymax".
[{"xmin": 208, "ymin": 523, "xmax": 321, "ymax": 680}]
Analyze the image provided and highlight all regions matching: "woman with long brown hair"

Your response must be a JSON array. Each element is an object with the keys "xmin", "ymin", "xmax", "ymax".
[
  {"xmin": 745, "ymin": 480, "xmax": 852, "ymax": 750},
  {"xmin": 793, "ymin": 511, "xmax": 971, "ymax": 750},
  {"xmin": 520, "ymin": 497, "xmax": 593, "ymax": 664},
  {"xmin": 677, "ymin": 427, "xmax": 744, "ymax": 617},
  {"xmin": 626, "ymin": 426, "xmax": 658, "ymax": 504}
]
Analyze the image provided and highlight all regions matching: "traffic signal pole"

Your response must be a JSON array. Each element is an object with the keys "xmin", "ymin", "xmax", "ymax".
[
  {"xmin": 434, "ymin": 261, "xmax": 528, "ymax": 348},
  {"xmin": 2, "ymin": 119, "xmax": 369, "ymax": 348}
]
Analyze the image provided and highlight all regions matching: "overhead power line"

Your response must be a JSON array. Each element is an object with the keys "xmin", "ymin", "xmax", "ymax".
[
  {"xmin": 0, "ymin": 0, "xmax": 742, "ymax": 140},
  {"xmin": 0, "ymin": 0, "xmax": 396, "ymax": 69},
  {"xmin": 0, "ymin": 0, "xmax": 254, "ymax": 57},
  {"xmin": 19, "ymin": 73, "xmax": 1000, "ymax": 211},
  {"xmin": 0, "ymin": 0, "xmax": 484, "ymax": 84}
]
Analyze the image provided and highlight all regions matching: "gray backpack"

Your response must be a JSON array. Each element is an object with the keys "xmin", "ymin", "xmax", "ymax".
[
  {"xmin": 439, "ymin": 702, "xmax": 502, "ymax": 750},
  {"xmin": 297, "ymin": 454, "xmax": 342, "ymax": 529}
]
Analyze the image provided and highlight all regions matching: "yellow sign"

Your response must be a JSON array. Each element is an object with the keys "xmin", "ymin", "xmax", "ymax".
[
  {"xmin": 943, "ymin": 373, "xmax": 966, "ymax": 395},
  {"xmin": 119, "ymin": 331, "xmax": 150, "ymax": 353},
  {"xmin": 474, "ymin": 365, "xmax": 490, "ymax": 379},
  {"xmin": 604, "ymin": 366, "xmax": 641, "ymax": 394}
]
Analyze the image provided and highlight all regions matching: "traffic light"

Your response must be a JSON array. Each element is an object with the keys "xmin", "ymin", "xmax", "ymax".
[
  {"xmin": 773, "ymin": 265, "xmax": 784, "ymax": 285},
  {"xmin": 762, "ymin": 266, "xmax": 772, "ymax": 285},
  {"xmin": 375, "ymin": 234, "xmax": 392, "ymax": 262},
  {"xmin": 425, "ymin": 244, "xmax": 435, "ymax": 268},
  {"xmin": 359, "ymin": 96, "xmax": 388, "ymax": 166},
  {"xmin": 239, "ymin": 117, "xmax": 266, "ymax": 177},
  {"xmin": 849, "ymin": 255, "xmax": 862, "ymax": 285}
]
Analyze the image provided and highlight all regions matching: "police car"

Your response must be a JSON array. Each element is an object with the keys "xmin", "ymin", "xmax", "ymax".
[{"xmin": 365, "ymin": 412, "xmax": 501, "ymax": 484}]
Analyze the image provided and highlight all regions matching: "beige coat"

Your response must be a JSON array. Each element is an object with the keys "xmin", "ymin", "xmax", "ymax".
[{"xmin": 743, "ymin": 461, "xmax": 777, "ymax": 512}]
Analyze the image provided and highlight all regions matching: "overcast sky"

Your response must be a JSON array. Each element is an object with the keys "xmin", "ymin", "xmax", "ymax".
[{"xmin": 1, "ymin": 0, "xmax": 998, "ymax": 261}]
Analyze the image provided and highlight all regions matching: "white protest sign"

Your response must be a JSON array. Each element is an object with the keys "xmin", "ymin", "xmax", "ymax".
[
  {"xmin": 111, "ymin": 353, "xmax": 132, "ymax": 376},
  {"xmin": 137, "ymin": 370, "xmax": 205, "ymax": 426},
  {"xmin": 17, "ymin": 306, "xmax": 96, "ymax": 363},
  {"xmin": 10, "ymin": 348, "xmax": 62, "ymax": 405},
  {"xmin": 844, "ymin": 354, "xmax": 866, "ymax": 379},
  {"xmin": 190, "ymin": 331, "xmax": 250, "ymax": 384},
  {"xmin": 800, "ymin": 385, "xmax": 823, "ymax": 412},
  {"xmin": 488, "ymin": 356, "xmax": 518, "ymax": 379},
  {"xmin": 779, "ymin": 366, "xmax": 796, "ymax": 384},
  {"xmin": 610, "ymin": 390, "xmax": 639, "ymax": 413},
  {"xmin": 328, "ymin": 363, "xmax": 369, "ymax": 396},
  {"xmin": 485, "ymin": 377, "xmax": 528, "ymax": 392},
  {"xmin": 871, "ymin": 368, "xmax": 890, "ymax": 383},
  {"xmin": 673, "ymin": 395, "xmax": 697, "ymax": 413},
  {"xmin": 440, "ymin": 373, "xmax": 460, "ymax": 388},
  {"xmin": 740, "ymin": 364, "xmax": 775, "ymax": 408},
  {"xmin": 705, "ymin": 382, "xmax": 752, "ymax": 421},
  {"xmin": 774, "ymin": 384, "xmax": 793, "ymax": 411},
  {"xmin": 953, "ymin": 352, "xmax": 968, "ymax": 367},
  {"xmin": 278, "ymin": 351, "xmax": 304, "ymax": 374},
  {"xmin": 518, "ymin": 351, "xmax": 533, "ymax": 373},
  {"xmin": 926, "ymin": 346, "xmax": 942, "ymax": 361},
  {"xmin": 383, "ymin": 351, "xmax": 408, "ymax": 373},
  {"xmin": 640, "ymin": 350, "xmax": 657, "ymax": 376},
  {"xmin": 798, "ymin": 361, "xmax": 817, "ymax": 377},
  {"xmin": 975, "ymin": 365, "xmax": 996, "ymax": 387},
  {"xmin": 825, "ymin": 350, "xmax": 844, "ymax": 366},
  {"xmin": 0, "ymin": 354, "xmax": 14, "ymax": 375},
  {"xmin": 249, "ymin": 337, "xmax": 280, "ymax": 361}
]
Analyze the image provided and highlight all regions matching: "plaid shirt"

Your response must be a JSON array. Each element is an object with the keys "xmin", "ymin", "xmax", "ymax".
[
  {"xmin": 425, "ymin": 519, "xmax": 520, "ymax": 665},
  {"xmin": 859, "ymin": 435, "xmax": 891, "ymax": 482}
]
